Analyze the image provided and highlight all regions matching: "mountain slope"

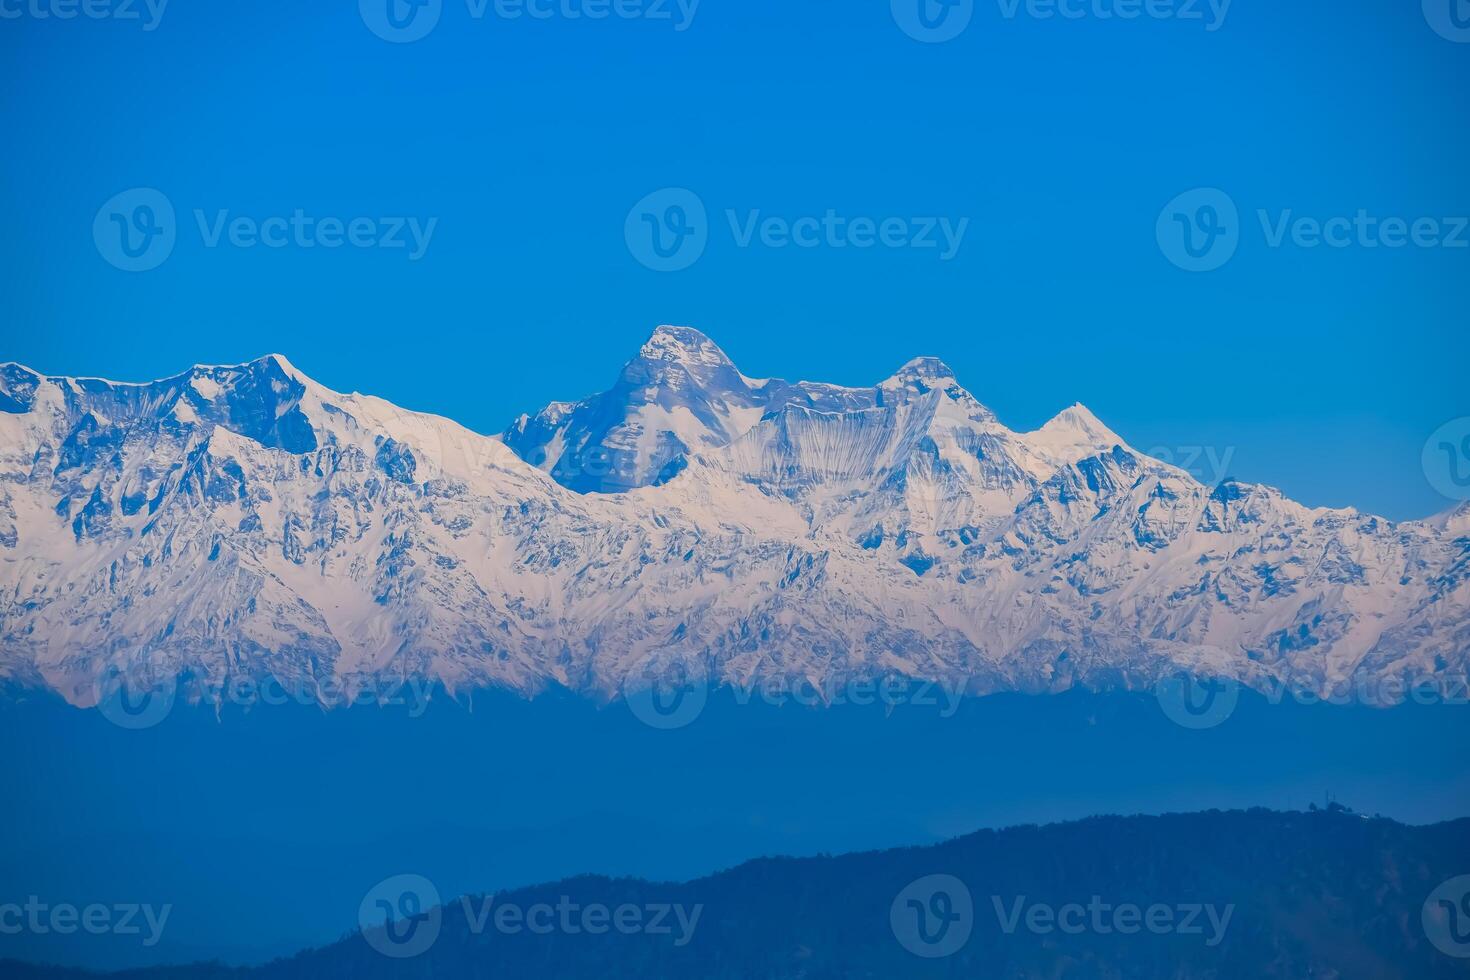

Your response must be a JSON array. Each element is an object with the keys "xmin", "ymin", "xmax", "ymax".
[
  {"xmin": 0, "ymin": 328, "xmax": 1466, "ymax": 706},
  {"xmin": 6, "ymin": 808, "xmax": 1468, "ymax": 978}
]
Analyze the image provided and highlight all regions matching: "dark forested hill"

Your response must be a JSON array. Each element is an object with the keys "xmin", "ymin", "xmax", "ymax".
[{"xmin": 8, "ymin": 807, "xmax": 1470, "ymax": 979}]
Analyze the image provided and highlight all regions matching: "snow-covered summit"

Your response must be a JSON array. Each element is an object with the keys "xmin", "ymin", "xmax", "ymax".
[
  {"xmin": 1027, "ymin": 402, "xmax": 1126, "ymax": 466},
  {"xmin": 637, "ymin": 324, "xmax": 737, "ymax": 372},
  {"xmin": 876, "ymin": 356, "xmax": 996, "ymax": 424},
  {"xmin": 503, "ymin": 325, "xmax": 877, "ymax": 492}
]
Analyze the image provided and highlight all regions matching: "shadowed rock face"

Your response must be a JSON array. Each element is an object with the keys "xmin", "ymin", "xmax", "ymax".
[
  {"xmin": 501, "ymin": 328, "xmax": 1010, "ymax": 495},
  {"xmin": 502, "ymin": 325, "xmax": 882, "ymax": 492},
  {"xmin": 0, "ymin": 328, "xmax": 1467, "ymax": 708}
]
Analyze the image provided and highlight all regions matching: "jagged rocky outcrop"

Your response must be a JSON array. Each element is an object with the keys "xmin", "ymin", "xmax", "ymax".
[{"xmin": 0, "ymin": 327, "xmax": 1465, "ymax": 706}]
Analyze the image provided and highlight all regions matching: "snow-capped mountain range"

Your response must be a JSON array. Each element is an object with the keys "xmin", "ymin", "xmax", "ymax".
[{"xmin": 1, "ymin": 325, "xmax": 1466, "ymax": 707}]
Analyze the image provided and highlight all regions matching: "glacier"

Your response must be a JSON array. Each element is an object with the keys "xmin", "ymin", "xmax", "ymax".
[{"xmin": 0, "ymin": 326, "xmax": 1466, "ymax": 709}]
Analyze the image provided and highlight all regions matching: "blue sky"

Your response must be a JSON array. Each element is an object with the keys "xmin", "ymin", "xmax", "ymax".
[{"xmin": 1, "ymin": 0, "xmax": 1466, "ymax": 519}]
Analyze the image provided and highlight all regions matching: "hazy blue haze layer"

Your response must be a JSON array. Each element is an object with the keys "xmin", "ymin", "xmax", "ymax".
[{"xmin": 2, "ymin": 690, "xmax": 1466, "ymax": 969}]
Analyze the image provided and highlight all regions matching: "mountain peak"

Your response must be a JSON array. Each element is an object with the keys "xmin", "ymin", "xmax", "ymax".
[
  {"xmin": 226, "ymin": 353, "xmax": 308, "ymax": 380},
  {"xmin": 1051, "ymin": 402, "xmax": 1106, "ymax": 430},
  {"xmin": 1428, "ymin": 499, "xmax": 1470, "ymax": 535},
  {"xmin": 877, "ymin": 355, "xmax": 993, "ymax": 422},
  {"xmin": 171, "ymin": 354, "xmax": 321, "ymax": 406},
  {"xmin": 636, "ymin": 325, "xmax": 735, "ymax": 372},
  {"xmin": 886, "ymin": 356, "xmax": 956, "ymax": 383},
  {"xmin": 1027, "ymin": 402, "xmax": 1126, "ymax": 460},
  {"xmin": 254, "ymin": 352, "xmax": 300, "ymax": 377}
]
